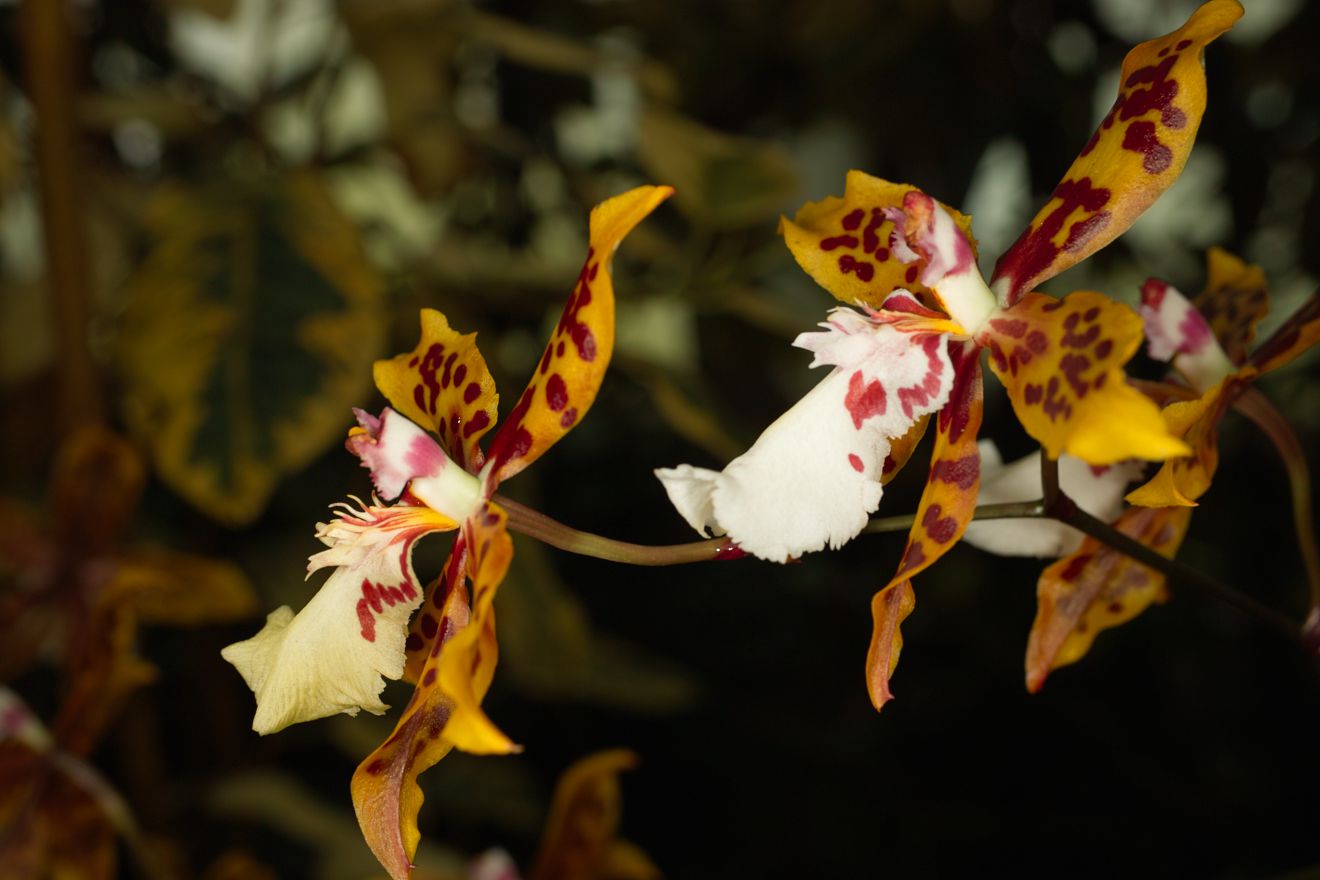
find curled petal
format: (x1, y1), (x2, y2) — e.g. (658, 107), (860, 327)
(962, 441), (1144, 557)
(1125, 377), (1234, 507)
(222, 502), (455, 734)
(1194, 247), (1269, 365)
(980, 291), (1190, 464)
(373, 310), (500, 473)
(865, 580), (916, 710)
(487, 186), (673, 485)
(866, 342), (984, 709)
(991, 0), (1243, 303)
(351, 501), (517, 880)
(779, 170), (977, 310)
(1026, 505), (1192, 692)
(657, 318), (955, 562)
(1138, 280), (1233, 392)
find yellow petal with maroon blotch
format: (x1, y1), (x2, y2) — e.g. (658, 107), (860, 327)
(780, 171), (976, 310)
(1026, 505), (1192, 692)
(1126, 377), (1237, 507)
(373, 309), (500, 473)
(487, 186), (673, 484)
(865, 342), (983, 710)
(350, 501), (517, 880)
(990, 1), (1242, 304)
(980, 291), (1190, 464)
(1195, 247), (1269, 366)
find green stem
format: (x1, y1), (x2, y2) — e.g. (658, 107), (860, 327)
(495, 494), (739, 565)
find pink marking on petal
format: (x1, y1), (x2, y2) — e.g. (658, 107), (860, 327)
(848, 453), (865, 473)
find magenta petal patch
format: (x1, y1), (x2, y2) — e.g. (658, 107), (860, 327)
(346, 408), (450, 501)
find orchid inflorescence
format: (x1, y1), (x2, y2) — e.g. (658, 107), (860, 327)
(222, 2), (1319, 876)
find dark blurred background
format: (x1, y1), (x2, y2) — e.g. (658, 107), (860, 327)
(2, 0), (1318, 877)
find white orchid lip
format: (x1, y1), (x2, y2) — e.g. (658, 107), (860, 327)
(657, 299), (955, 562)
(348, 407), (484, 523)
(961, 440), (1145, 558)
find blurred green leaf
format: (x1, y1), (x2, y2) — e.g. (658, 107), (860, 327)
(498, 537), (697, 714)
(116, 171), (385, 525)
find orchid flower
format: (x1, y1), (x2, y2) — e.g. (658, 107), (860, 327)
(1128, 248), (1320, 508)
(1026, 248), (1320, 690)
(222, 185), (672, 880)
(657, 0), (1242, 708)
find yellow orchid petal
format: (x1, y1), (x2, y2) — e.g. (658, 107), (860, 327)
(373, 309), (500, 473)
(435, 503), (516, 753)
(991, 0), (1243, 303)
(351, 501), (517, 880)
(1195, 247), (1269, 365)
(487, 186), (673, 484)
(865, 344), (984, 710)
(980, 291), (1191, 464)
(780, 171), (977, 310)
(1026, 505), (1192, 692)
(1249, 295), (1320, 376)
(222, 501), (456, 735)
(1126, 377), (1237, 507)
(881, 413), (930, 485)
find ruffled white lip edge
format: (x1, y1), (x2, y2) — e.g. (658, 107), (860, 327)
(656, 305), (955, 563)
(961, 440), (1145, 558)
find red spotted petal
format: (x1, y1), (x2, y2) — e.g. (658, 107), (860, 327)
(980, 291), (1190, 464)
(780, 171), (977, 311)
(373, 310), (500, 473)
(865, 341), (983, 710)
(1025, 505), (1192, 692)
(486, 186), (673, 485)
(1194, 247), (1270, 366)
(350, 501), (517, 880)
(991, 0), (1242, 304)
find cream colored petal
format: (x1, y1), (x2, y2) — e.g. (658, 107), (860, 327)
(222, 501), (454, 734)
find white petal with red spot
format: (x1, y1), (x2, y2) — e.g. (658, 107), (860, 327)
(1138, 280), (1234, 393)
(221, 500), (453, 734)
(961, 441), (1145, 558)
(657, 314), (954, 562)
(347, 407), (483, 521)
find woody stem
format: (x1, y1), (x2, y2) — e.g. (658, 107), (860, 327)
(1233, 387), (1320, 647)
(1037, 452), (1304, 647)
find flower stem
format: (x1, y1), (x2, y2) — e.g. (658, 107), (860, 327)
(495, 494), (742, 565)
(1037, 449), (1305, 647)
(1233, 387), (1320, 621)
